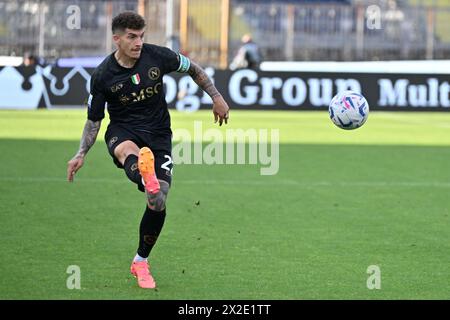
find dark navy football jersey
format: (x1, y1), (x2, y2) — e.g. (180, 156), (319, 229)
(87, 43), (190, 133)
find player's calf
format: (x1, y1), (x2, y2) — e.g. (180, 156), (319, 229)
(146, 180), (169, 211)
(124, 154), (141, 184)
(115, 140), (145, 190)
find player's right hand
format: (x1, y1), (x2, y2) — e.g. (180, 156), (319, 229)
(212, 95), (230, 126)
(67, 156), (84, 182)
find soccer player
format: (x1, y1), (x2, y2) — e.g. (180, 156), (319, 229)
(66, 11), (229, 289)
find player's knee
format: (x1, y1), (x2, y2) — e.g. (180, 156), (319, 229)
(114, 140), (139, 165)
(147, 180), (170, 212)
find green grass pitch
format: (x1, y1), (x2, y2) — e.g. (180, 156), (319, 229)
(1, 109), (450, 299)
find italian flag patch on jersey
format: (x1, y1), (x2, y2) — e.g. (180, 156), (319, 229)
(131, 73), (140, 85)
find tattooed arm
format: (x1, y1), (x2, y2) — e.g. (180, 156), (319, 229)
(188, 61), (230, 126)
(67, 119), (102, 182)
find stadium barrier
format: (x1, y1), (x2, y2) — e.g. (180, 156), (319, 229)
(0, 65), (449, 111)
(2, 1), (450, 67)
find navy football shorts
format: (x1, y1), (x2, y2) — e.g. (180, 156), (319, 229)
(105, 123), (173, 187)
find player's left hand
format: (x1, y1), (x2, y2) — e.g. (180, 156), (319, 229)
(212, 95), (230, 126)
(67, 156), (84, 182)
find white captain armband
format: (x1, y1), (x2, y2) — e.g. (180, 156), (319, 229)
(176, 53), (191, 73)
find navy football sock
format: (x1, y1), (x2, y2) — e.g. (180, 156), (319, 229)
(137, 206), (166, 258)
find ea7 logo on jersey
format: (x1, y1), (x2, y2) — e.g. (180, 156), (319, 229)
(148, 67), (160, 80)
(110, 82), (123, 93)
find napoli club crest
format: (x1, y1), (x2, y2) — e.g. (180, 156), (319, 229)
(148, 67), (160, 80)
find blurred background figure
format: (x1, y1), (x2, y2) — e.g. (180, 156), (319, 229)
(22, 52), (39, 67)
(229, 33), (262, 70)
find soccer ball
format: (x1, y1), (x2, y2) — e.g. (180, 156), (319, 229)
(328, 91), (369, 130)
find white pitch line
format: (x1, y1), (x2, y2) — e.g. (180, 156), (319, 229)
(1, 176), (450, 188)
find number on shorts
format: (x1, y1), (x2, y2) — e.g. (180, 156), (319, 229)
(161, 155), (173, 175)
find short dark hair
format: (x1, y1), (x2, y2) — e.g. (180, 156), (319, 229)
(112, 11), (146, 34)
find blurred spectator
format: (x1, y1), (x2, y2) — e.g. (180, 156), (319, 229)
(230, 34), (263, 70)
(167, 35), (181, 53)
(22, 52), (39, 67)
